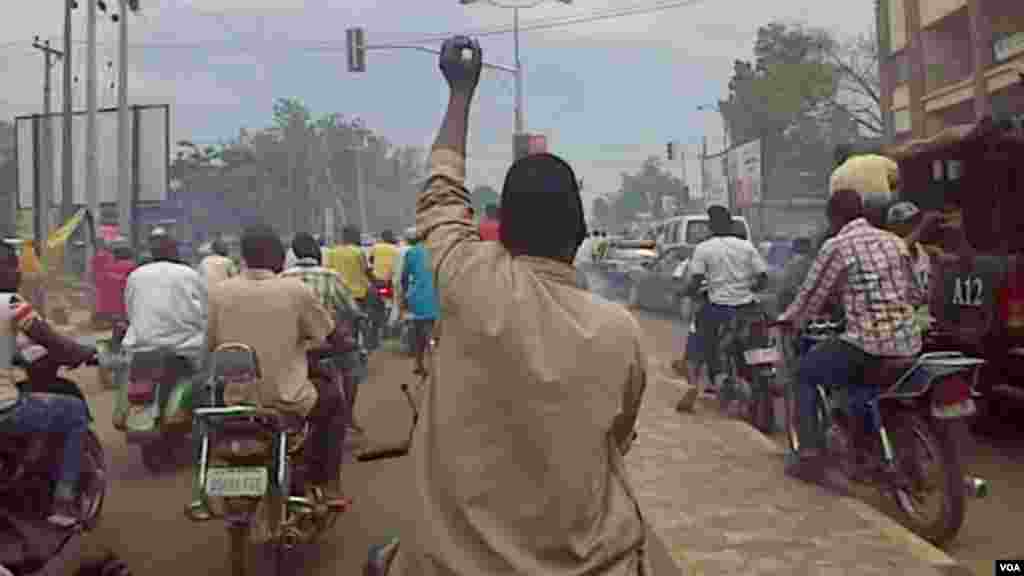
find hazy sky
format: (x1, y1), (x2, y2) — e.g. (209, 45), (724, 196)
(1, 0), (873, 212)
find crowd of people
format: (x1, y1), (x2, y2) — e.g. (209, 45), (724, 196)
(2, 33), (952, 576)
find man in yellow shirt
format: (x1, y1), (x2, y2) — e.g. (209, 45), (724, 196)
(326, 226), (371, 301)
(369, 230), (399, 283)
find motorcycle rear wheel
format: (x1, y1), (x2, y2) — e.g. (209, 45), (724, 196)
(79, 430), (107, 529)
(749, 371), (775, 435)
(889, 414), (966, 546)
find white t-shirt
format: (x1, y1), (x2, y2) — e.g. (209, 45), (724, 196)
(689, 236), (768, 306)
(123, 261), (208, 359)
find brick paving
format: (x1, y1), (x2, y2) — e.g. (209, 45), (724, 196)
(625, 362), (962, 575)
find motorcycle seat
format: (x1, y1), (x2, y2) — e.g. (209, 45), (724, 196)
(209, 410), (309, 462)
(865, 357), (917, 386)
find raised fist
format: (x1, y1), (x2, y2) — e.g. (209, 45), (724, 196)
(439, 35), (482, 95)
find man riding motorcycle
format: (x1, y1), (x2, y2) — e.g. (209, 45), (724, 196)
(122, 232), (207, 373)
(778, 171), (928, 483)
(281, 232), (363, 442)
(198, 225), (347, 516)
(0, 243), (95, 527)
(371, 36), (658, 576)
(685, 205), (769, 410)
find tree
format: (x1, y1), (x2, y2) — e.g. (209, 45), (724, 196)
(608, 156), (685, 226)
(818, 31), (884, 137)
(719, 23), (838, 145)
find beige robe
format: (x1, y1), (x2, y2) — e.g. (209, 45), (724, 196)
(390, 148), (653, 575)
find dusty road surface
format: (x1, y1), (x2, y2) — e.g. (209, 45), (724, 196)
(633, 307), (1024, 576)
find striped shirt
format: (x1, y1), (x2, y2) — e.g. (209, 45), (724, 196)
(781, 218), (924, 357)
(281, 259), (361, 318)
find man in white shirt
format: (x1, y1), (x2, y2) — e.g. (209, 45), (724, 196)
(686, 206), (768, 398)
(123, 233), (207, 368)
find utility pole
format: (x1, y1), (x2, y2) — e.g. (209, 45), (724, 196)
(31, 38), (63, 244)
(116, 0), (137, 244)
(85, 0), (99, 277)
(61, 0), (74, 222)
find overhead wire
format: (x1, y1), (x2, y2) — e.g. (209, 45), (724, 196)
(0, 0), (710, 54)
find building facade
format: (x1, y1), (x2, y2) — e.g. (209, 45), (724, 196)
(879, 0), (1024, 142)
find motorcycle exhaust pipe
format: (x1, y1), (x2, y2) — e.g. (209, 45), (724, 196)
(965, 476), (989, 499)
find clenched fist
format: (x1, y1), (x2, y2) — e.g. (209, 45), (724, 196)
(440, 36), (482, 96)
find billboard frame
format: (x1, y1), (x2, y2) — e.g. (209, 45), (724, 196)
(14, 103), (170, 214)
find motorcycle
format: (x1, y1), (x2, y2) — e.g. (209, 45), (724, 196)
(780, 317), (989, 546)
(189, 342), (356, 575)
(0, 346), (105, 530)
(112, 327), (198, 474)
(714, 301), (780, 434)
(0, 340), (115, 575)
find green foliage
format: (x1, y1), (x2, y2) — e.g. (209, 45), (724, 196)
(608, 156), (685, 226)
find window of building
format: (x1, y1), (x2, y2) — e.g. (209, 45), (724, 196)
(894, 109), (911, 134)
(890, 50), (910, 85)
(987, 0), (1024, 64)
(921, 7), (973, 93)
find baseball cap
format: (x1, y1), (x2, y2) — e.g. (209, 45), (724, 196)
(887, 201), (921, 224)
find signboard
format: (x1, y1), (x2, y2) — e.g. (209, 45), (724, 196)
(730, 139), (762, 208)
(703, 153), (728, 208)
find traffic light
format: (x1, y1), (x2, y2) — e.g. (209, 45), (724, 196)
(667, 141), (674, 160)
(346, 28), (366, 73)
(514, 133), (531, 161)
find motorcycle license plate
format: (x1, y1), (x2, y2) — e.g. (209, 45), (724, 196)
(744, 347), (780, 365)
(205, 467), (269, 497)
(932, 397), (976, 419)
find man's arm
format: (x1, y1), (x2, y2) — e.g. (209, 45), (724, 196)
(416, 36), (484, 304)
(779, 240), (844, 325)
(297, 284), (335, 347)
(611, 327), (647, 455)
(686, 244), (708, 297)
(11, 295), (93, 364)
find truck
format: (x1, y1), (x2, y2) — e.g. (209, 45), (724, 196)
(884, 115), (1024, 420)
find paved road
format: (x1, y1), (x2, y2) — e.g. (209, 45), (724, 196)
(634, 306), (1024, 576)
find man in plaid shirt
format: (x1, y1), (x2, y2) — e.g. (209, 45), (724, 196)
(778, 187), (925, 483)
(282, 233), (365, 436)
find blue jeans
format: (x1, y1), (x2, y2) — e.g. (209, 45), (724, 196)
(0, 393), (88, 496)
(795, 340), (872, 455)
(699, 303), (741, 383)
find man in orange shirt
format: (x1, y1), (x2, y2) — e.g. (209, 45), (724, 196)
(478, 203), (500, 241)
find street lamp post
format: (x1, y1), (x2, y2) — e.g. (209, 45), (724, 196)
(459, 0), (572, 135)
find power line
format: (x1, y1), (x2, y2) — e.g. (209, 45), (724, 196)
(0, 0), (710, 54)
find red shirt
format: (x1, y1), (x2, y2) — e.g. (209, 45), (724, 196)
(95, 259), (137, 317)
(479, 218), (500, 242)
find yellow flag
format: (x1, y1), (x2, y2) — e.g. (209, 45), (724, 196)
(19, 240), (43, 275)
(46, 208), (87, 251)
